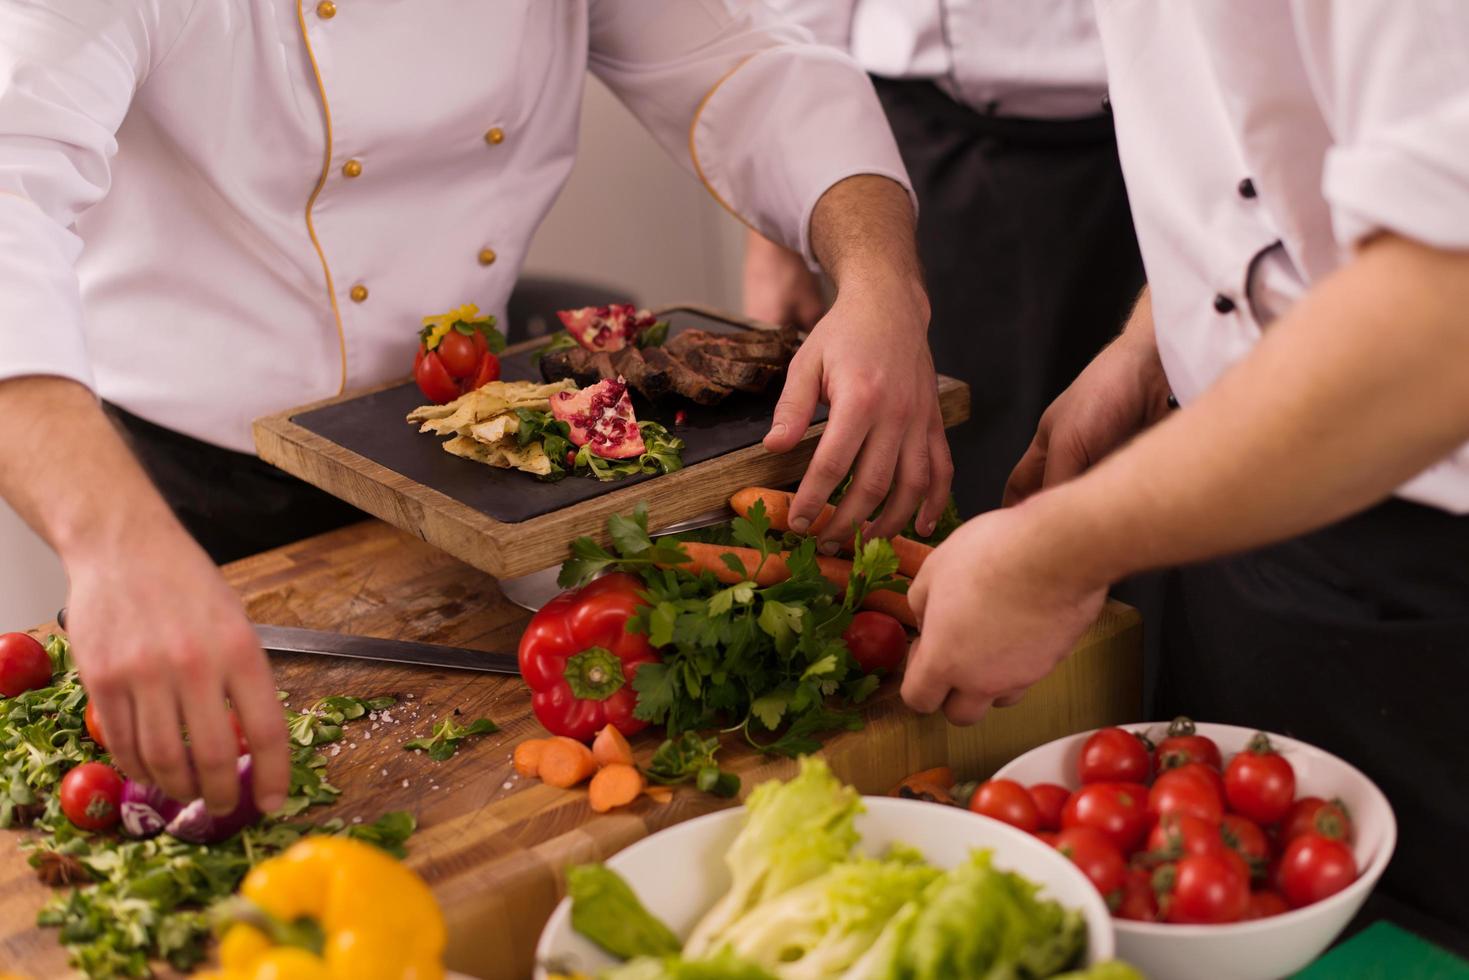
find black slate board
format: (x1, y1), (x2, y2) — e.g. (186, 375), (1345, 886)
(291, 309), (824, 524)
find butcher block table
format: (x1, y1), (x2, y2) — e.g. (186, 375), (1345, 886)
(0, 520), (1142, 980)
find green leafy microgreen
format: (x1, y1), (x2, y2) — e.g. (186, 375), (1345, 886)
(403, 715), (500, 762)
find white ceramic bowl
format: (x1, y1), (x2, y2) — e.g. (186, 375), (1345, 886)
(994, 722), (1396, 980)
(534, 795), (1115, 978)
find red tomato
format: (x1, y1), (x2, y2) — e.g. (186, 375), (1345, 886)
(1029, 783), (1071, 833)
(1155, 717), (1222, 773)
(436, 329), (479, 378)
(1062, 782), (1150, 854)
(1276, 833), (1357, 909)
(59, 762), (124, 831)
(1116, 865), (1159, 922)
(1172, 761), (1226, 804)
(842, 612), (909, 674)
(1225, 734), (1296, 825)
(1280, 797), (1353, 846)
(1148, 767), (1224, 825)
(1221, 813), (1272, 882)
(1146, 813), (1226, 863)
(969, 779), (1040, 833)
(1243, 890), (1290, 920)
(413, 349), (460, 404)
(0, 632), (52, 698)
(1054, 826), (1128, 905)
(1160, 853), (1250, 924)
(1079, 727), (1153, 785)
(84, 699), (107, 749)
(1035, 831), (1059, 846)
(468, 351), (501, 389)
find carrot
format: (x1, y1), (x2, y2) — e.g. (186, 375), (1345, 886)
(513, 738), (551, 779)
(730, 486), (935, 577)
(592, 724), (634, 768)
(892, 766), (955, 794)
(661, 544), (916, 627)
(538, 736), (597, 788)
(588, 763), (645, 813)
(643, 784), (674, 805)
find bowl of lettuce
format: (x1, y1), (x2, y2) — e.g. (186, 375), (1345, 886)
(534, 758), (1128, 980)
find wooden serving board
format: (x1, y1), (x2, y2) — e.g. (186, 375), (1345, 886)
(254, 305), (972, 580)
(0, 521), (1141, 980)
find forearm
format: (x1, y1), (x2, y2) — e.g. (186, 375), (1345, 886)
(809, 174), (926, 309)
(1036, 235), (1469, 586)
(0, 376), (183, 567)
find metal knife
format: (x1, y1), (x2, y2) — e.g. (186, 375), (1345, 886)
(55, 608), (519, 676)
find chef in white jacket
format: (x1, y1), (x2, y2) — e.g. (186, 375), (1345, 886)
(905, 2), (1469, 935)
(744, 0), (1145, 518)
(0, 3), (951, 818)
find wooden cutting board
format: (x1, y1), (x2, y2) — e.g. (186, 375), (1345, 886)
(0, 520), (1141, 980)
(253, 305), (972, 580)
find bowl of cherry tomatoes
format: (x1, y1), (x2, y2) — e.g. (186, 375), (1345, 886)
(983, 719), (1395, 980)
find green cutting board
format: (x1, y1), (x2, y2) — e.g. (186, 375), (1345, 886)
(1292, 922), (1469, 980)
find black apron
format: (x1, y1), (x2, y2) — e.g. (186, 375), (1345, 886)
(105, 404), (365, 565)
(872, 79), (1146, 518)
(1159, 496), (1469, 948)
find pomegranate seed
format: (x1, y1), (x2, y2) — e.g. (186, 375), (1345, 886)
(565, 450), (576, 466)
(674, 409), (688, 427)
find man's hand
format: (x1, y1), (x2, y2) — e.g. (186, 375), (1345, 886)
(742, 230), (827, 331)
(1004, 289), (1171, 506)
(0, 377), (289, 816)
(901, 501), (1107, 725)
(764, 175), (953, 546)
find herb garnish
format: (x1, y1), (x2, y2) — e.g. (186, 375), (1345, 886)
(403, 715), (500, 762)
(514, 409), (684, 483)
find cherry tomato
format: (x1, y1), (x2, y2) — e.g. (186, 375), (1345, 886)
(1146, 813), (1226, 864)
(0, 632), (52, 698)
(842, 611), (909, 674)
(1062, 782), (1150, 854)
(1155, 717), (1222, 773)
(435, 329), (479, 379)
(969, 779), (1040, 833)
(1243, 890), (1290, 920)
(1276, 833), (1357, 909)
(1029, 783), (1071, 833)
(413, 348), (460, 404)
(1280, 797), (1353, 846)
(1172, 761), (1226, 804)
(1221, 813), (1271, 882)
(1035, 830), (1059, 846)
(1116, 865), (1159, 922)
(1148, 767), (1224, 825)
(468, 351), (501, 389)
(1054, 826), (1128, 906)
(1159, 853), (1250, 924)
(1225, 733), (1296, 825)
(1079, 727), (1153, 785)
(59, 762), (124, 831)
(84, 699), (107, 749)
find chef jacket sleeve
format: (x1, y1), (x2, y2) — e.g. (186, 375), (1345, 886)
(0, 1), (191, 391)
(758, 0), (859, 49)
(1297, 1), (1469, 251)
(587, 0), (911, 268)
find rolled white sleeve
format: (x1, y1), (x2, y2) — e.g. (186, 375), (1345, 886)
(588, 0), (912, 266)
(1295, 0), (1469, 251)
(0, 1), (184, 390)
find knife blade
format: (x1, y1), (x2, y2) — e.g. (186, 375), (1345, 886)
(55, 608), (519, 675)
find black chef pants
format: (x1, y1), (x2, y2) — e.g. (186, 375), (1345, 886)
(1158, 496), (1469, 944)
(105, 404), (365, 565)
(872, 79), (1145, 518)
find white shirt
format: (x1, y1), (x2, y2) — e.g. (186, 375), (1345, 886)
(765, 0), (1109, 120)
(1096, 0), (1469, 513)
(0, 0), (910, 453)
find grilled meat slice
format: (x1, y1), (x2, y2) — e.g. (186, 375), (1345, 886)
(677, 345), (781, 393)
(609, 346), (672, 401)
(667, 328), (795, 365)
(539, 346), (604, 387)
(642, 347), (732, 405)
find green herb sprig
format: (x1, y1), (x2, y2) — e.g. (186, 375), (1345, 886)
(403, 715), (500, 762)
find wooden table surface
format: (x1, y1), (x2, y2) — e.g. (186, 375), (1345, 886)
(0, 520), (1142, 979)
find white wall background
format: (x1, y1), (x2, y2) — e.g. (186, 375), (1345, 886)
(0, 77), (747, 631)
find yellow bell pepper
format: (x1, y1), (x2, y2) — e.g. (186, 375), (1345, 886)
(195, 836), (445, 980)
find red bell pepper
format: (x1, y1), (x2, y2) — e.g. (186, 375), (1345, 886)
(517, 573), (659, 741)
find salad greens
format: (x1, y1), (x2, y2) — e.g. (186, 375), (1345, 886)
(643, 733), (739, 799)
(566, 758), (1138, 980)
(403, 714), (500, 761)
(515, 409), (685, 483)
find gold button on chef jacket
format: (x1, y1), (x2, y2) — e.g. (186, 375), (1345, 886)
(1095, 0), (1469, 513)
(0, 1), (911, 454)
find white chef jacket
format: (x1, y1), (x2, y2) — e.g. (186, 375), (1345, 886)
(1095, 0), (1469, 514)
(765, 0), (1108, 120)
(0, 1), (911, 454)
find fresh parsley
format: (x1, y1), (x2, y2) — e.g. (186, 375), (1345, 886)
(403, 715), (500, 762)
(644, 733), (739, 798)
